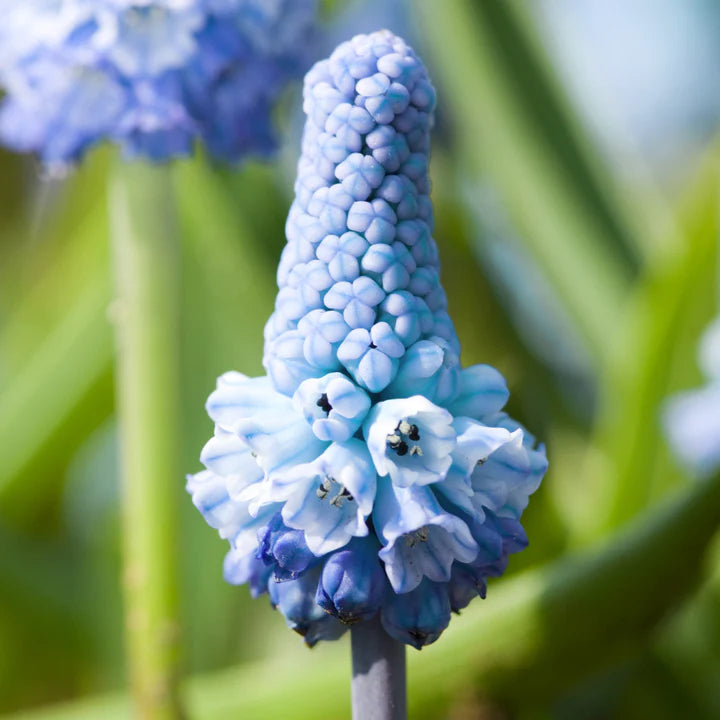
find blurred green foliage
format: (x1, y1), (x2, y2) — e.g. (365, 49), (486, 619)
(0, 1), (718, 718)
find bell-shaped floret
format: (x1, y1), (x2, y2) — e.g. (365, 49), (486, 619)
(223, 547), (272, 598)
(470, 415), (547, 519)
(380, 579), (451, 649)
(199, 427), (264, 500)
(205, 373), (275, 431)
(446, 364), (510, 420)
(364, 395), (456, 487)
(315, 536), (388, 624)
(230, 390), (327, 477)
(268, 566), (347, 647)
(257, 513), (322, 582)
(382, 337), (460, 405)
(185, 470), (278, 554)
(373, 479), (477, 593)
(431, 417), (512, 517)
(258, 440), (377, 556)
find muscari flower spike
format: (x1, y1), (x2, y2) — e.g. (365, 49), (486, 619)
(663, 317), (720, 476)
(0, 0), (316, 168)
(187, 30), (548, 649)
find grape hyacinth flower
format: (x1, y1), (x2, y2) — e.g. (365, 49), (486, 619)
(0, 0), (316, 167)
(188, 30), (547, 651)
(663, 317), (720, 475)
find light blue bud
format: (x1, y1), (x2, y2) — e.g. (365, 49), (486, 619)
(294, 372), (371, 442)
(446, 364), (510, 420)
(337, 323), (405, 393)
(383, 337), (461, 403)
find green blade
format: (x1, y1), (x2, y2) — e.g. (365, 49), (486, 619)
(415, 0), (645, 364)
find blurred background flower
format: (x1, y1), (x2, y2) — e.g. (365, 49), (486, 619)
(0, 0), (317, 168)
(664, 318), (720, 476)
(0, 0), (719, 718)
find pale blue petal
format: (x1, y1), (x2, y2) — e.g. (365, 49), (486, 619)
(205, 373), (274, 430)
(447, 364), (510, 420)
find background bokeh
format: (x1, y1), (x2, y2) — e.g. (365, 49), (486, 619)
(1, 1), (719, 718)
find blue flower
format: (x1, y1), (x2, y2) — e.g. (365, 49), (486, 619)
(257, 513), (321, 582)
(663, 318), (720, 475)
(316, 537), (387, 624)
(0, 0), (317, 167)
(268, 566), (347, 647)
(188, 30), (547, 649)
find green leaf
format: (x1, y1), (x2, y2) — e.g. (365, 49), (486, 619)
(415, 0), (645, 364)
(586, 143), (720, 536)
(0, 155), (115, 525)
(0, 272), (113, 523)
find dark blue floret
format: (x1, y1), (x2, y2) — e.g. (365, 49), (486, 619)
(258, 513), (321, 581)
(315, 537), (388, 624)
(269, 566), (347, 647)
(380, 579), (451, 650)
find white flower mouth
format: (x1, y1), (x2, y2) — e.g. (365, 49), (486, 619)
(387, 418), (423, 457)
(316, 474), (355, 507)
(364, 396), (456, 488)
(403, 526), (428, 547)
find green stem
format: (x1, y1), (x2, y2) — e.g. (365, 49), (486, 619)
(109, 162), (183, 718)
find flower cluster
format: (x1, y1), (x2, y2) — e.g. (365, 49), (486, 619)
(663, 317), (720, 475)
(0, 0), (316, 167)
(188, 30), (547, 649)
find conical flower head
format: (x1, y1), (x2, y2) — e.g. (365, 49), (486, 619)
(264, 29), (455, 397)
(188, 30), (547, 649)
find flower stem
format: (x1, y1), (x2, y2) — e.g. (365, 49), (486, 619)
(109, 161), (183, 719)
(351, 615), (407, 720)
